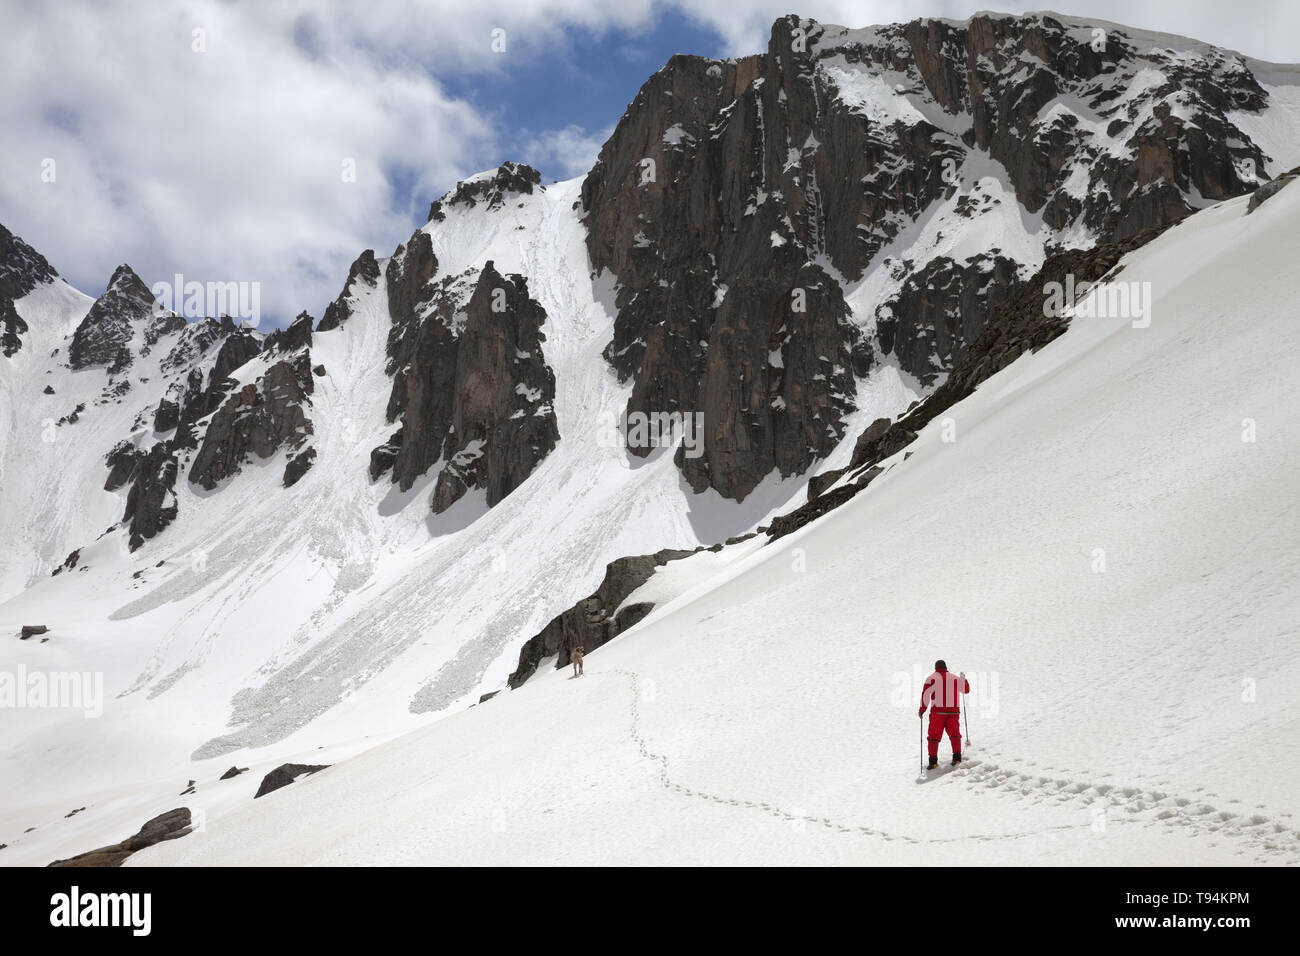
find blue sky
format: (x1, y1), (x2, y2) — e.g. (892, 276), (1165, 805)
(444, 9), (727, 185)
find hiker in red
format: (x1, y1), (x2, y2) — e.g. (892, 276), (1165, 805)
(918, 660), (969, 769)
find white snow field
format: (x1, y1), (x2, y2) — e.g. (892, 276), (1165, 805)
(130, 180), (1300, 866)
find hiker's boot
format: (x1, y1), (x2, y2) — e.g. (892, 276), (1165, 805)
(951, 753), (963, 766)
(927, 756), (939, 770)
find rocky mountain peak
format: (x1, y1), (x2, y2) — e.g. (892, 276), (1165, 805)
(427, 162), (544, 221)
(317, 249), (379, 332)
(104, 263), (154, 302)
(1, 223), (59, 293)
(1, 223), (60, 357)
(67, 263), (160, 372)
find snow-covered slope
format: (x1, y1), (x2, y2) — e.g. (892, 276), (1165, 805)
(0, 178), (890, 866)
(129, 178), (1300, 866)
(0, 278), (96, 598)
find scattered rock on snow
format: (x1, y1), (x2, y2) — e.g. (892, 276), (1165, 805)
(254, 763), (330, 799)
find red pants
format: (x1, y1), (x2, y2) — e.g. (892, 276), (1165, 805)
(927, 710), (962, 758)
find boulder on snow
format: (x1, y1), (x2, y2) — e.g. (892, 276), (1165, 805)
(254, 763), (329, 799)
(47, 807), (192, 867)
(283, 446), (316, 487)
(1247, 173), (1297, 214)
(19, 625), (48, 640)
(219, 766), (249, 780)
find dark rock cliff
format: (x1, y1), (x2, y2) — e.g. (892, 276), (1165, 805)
(580, 13), (1274, 495)
(0, 224), (59, 357)
(123, 443), (180, 550)
(189, 350), (316, 491)
(430, 263), (559, 513)
(372, 229), (560, 512)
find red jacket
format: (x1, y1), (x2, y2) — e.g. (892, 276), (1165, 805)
(919, 669), (969, 714)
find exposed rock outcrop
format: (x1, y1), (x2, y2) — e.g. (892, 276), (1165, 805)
(210, 327), (265, 385)
(427, 162), (542, 222)
(67, 265), (157, 373)
(317, 249), (380, 332)
(508, 548), (695, 688)
(373, 240), (559, 512)
(581, 13), (1273, 496)
(430, 263), (559, 513)
(104, 440), (143, 492)
(582, 29), (874, 501)
(47, 808), (192, 867)
(283, 445), (317, 487)
(0, 223), (59, 357)
(189, 352), (315, 490)
(254, 763), (329, 799)
(264, 310), (314, 353)
(375, 232), (449, 490)
(876, 254), (1023, 384)
(770, 216), (1181, 539)
(1247, 165), (1299, 213)
(153, 397), (180, 433)
(123, 443), (180, 550)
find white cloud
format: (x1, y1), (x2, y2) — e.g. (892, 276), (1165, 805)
(0, 0), (661, 325)
(519, 125), (616, 181)
(1, 0), (1295, 328)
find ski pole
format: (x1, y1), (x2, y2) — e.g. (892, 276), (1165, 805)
(919, 710), (925, 773)
(961, 671), (971, 747)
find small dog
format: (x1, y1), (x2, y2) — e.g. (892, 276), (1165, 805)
(571, 645), (585, 677)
